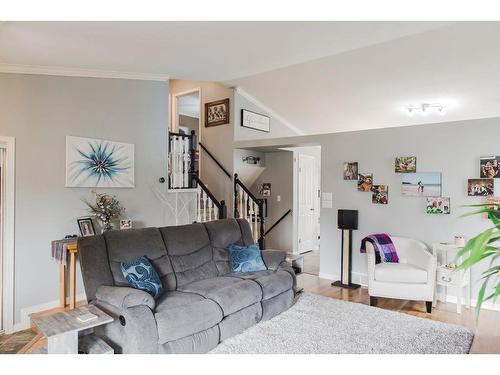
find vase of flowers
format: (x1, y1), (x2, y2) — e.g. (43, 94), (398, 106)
(85, 192), (125, 233)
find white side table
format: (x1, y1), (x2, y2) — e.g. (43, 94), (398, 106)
(432, 243), (471, 314)
(32, 305), (114, 354)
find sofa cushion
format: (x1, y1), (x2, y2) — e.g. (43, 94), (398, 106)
(204, 219), (254, 275)
(159, 223), (219, 287)
(232, 270), (293, 300)
(178, 276), (262, 316)
(121, 256), (164, 300)
(374, 263), (427, 284)
(104, 228), (176, 291)
(155, 291), (223, 344)
(229, 243), (267, 273)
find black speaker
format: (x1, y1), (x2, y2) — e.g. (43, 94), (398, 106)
(337, 209), (358, 230)
(332, 209), (360, 289)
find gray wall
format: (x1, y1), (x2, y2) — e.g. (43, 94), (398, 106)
(0, 73), (170, 323)
(233, 148), (266, 187)
(234, 91), (300, 141)
(233, 117), (500, 306)
(251, 151), (294, 251)
(319, 118), (499, 295)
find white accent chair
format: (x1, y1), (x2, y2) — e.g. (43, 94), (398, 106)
(365, 236), (437, 313)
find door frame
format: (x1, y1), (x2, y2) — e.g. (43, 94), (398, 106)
(0, 136), (15, 334)
(170, 87), (202, 142)
(292, 147), (321, 254)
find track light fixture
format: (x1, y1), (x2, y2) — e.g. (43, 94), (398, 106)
(406, 103), (445, 116)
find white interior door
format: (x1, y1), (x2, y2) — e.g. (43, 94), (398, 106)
(298, 153), (318, 254)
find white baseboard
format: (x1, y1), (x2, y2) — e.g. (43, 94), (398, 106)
(13, 293), (86, 332)
(318, 272), (339, 281)
(351, 272), (369, 287)
(441, 294), (500, 312)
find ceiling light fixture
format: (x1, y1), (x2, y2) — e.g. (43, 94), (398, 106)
(406, 103), (445, 117)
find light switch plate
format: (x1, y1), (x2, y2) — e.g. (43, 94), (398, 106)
(322, 200), (333, 208)
(322, 192), (333, 201)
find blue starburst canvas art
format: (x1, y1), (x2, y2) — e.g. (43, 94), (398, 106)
(66, 136), (135, 187)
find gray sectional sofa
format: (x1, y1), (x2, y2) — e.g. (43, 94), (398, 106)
(78, 218), (297, 353)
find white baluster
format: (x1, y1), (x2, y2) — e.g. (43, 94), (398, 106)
(248, 198), (254, 235)
(176, 137), (182, 188)
(253, 202), (259, 242)
(168, 137), (173, 187)
(203, 191), (208, 222)
(173, 136), (180, 188)
(183, 137), (190, 188)
(196, 186), (202, 222)
(208, 197), (213, 221)
(243, 192), (248, 221)
(214, 204), (219, 221)
(238, 185), (243, 219)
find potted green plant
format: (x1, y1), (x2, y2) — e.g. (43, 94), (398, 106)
(456, 203), (500, 317)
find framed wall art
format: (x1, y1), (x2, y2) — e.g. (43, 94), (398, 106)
(66, 136), (134, 188)
(241, 109), (270, 133)
(205, 98), (230, 127)
(401, 172), (441, 197)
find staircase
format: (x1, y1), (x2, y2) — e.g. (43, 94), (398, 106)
(168, 130), (228, 223)
(194, 176), (227, 222)
(234, 173), (267, 249)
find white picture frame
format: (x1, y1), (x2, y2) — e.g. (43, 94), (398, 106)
(241, 109), (270, 133)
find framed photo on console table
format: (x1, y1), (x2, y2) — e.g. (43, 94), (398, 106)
(77, 218), (96, 237)
(241, 109), (270, 133)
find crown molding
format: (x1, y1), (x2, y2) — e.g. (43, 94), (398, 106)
(0, 63), (170, 81)
(234, 86), (305, 136)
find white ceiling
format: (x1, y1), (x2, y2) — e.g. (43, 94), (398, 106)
(2, 21), (500, 136)
(0, 21), (448, 81)
(229, 22), (500, 135)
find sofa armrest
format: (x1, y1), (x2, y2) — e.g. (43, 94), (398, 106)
(95, 285), (155, 310)
(261, 249), (287, 271)
(365, 242), (377, 282)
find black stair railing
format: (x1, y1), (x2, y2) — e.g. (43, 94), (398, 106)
(234, 173), (267, 250)
(197, 135), (231, 179)
(194, 176), (227, 220)
(264, 209), (292, 236)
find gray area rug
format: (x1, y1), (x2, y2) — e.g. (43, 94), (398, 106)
(210, 292), (474, 354)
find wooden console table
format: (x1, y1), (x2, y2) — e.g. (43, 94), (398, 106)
(56, 242), (78, 309)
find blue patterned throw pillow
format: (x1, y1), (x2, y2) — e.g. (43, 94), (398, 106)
(229, 243), (267, 273)
(121, 256), (164, 300)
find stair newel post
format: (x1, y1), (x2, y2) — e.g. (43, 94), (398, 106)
(219, 200), (227, 219)
(258, 198), (267, 250)
(234, 174), (239, 218)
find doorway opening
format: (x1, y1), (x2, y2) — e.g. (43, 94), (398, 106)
(168, 88), (201, 190)
(233, 144), (321, 276)
(287, 146), (321, 275)
(0, 136), (15, 335)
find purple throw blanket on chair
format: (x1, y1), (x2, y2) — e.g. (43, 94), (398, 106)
(360, 233), (399, 264)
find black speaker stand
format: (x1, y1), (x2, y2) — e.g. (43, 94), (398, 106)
(331, 280), (360, 289)
(332, 229), (361, 290)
